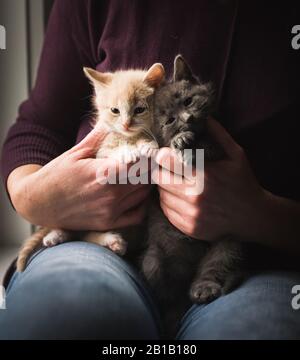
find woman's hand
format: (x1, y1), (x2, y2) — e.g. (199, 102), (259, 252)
(153, 117), (267, 242)
(8, 128), (151, 231)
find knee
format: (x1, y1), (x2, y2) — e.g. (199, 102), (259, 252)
(1, 242), (159, 339)
(178, 271), (300, 340)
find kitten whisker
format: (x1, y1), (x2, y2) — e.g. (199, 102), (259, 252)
(139, 125), (157, 143)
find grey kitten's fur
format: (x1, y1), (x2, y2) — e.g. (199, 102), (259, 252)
(140, 55), (242, 338)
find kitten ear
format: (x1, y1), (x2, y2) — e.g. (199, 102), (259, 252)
(143, 63), (165, 88)
(83, 67), (113, 88)
(173, 55), (197, 82)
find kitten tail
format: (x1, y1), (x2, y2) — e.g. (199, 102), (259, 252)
(16, 227), (50, 272)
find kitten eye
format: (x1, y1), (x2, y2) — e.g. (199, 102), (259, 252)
(134, 106), (146, 115)
(183, 97), (193, 107)
(111, 107), (120, 114)
(165, 116), (176, 125)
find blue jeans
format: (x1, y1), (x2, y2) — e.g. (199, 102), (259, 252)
(0, 241), (300, 339)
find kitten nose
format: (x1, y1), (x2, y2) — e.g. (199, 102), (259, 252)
(181, 111), (191, 121)
(122, 120), (131, 130)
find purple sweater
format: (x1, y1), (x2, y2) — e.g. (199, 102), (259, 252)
(1, 0), (300, 200)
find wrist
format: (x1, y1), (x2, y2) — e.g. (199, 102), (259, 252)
(236, 187), (295, 250)
(254, 190), (300, 253)
(234, 187), (272, 243)
(11, 173), (38, 222)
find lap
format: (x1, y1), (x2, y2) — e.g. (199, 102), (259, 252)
(177, 271), (300, 340)
(2, 241), (300, 340)
(0, 241), (160, 340)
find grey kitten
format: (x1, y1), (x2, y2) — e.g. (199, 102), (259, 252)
(140, 55), (242, 338)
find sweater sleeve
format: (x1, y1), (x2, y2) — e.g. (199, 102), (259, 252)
(0, 0), (94, 190)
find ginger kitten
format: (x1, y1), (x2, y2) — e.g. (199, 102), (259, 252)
(17, 63), (165, 271)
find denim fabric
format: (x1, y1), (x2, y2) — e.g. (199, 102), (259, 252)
(0, 241), (299, 340)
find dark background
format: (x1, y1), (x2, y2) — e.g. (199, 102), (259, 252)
(0, 0), (54, 278)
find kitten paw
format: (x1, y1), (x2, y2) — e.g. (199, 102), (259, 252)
(86, 232), (127, 256)
(171, 131), (195, 151)
(124, 149), (140, 164)
(182, 150), (194, 166)
(104, 233), (127, 256)
(111, 147), (140, 164)
(190, 281), (222, 303)
(104, 232), (127, 255)
(43, 230), (69, 247)
(138, 141), (159, 158)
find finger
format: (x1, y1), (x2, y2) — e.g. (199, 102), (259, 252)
(152, 168), (197, 198)
(207, 117), (243, 159)
(160, 201), (190, 235)
(114, 202), (147, 228)
(70, 127), (108, 158)
(155, 147), (185, 175)
(154, 147), (201, 185)
(152, 166), (189, 198)
(159, 187), (198, 215)
(159, 189), (186, 214)
(93, 157), (151, 189)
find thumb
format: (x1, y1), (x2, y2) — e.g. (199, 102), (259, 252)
(155, 147), (184, 175)
(207, 117), (243, 159)
(70, 126), (108, 158)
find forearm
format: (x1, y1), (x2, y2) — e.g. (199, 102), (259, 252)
(244, 189), (300, 255)
(7, 164), (43, 218)
(0, 1), (91, 196)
